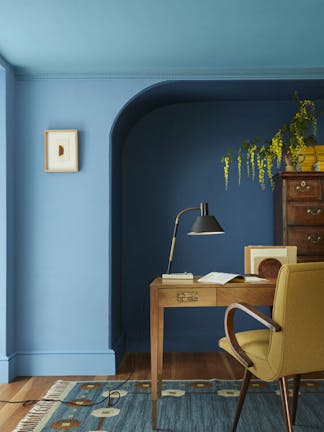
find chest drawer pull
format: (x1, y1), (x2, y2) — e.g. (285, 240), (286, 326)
(177, 291), (198, 303)
(307, 235), (322, 244)
(296, 181), (311, 192)
(307, 208), (322, 216)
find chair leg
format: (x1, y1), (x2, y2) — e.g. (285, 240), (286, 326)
(279, 376), (293, 432)
(231, 369), (251, 432)
(291, 374), (300, 424)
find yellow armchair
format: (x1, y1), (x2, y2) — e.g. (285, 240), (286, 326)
(218, 261), (324, 431)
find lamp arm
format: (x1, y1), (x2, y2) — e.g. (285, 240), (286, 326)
(166, 206), (200, 274)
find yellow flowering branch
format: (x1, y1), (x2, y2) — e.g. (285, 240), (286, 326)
(221, 93), (321, 190)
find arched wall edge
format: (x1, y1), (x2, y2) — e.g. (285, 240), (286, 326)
(108, 80), (175, 366)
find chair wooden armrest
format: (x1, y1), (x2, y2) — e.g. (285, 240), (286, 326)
(224, 302), (281, 368)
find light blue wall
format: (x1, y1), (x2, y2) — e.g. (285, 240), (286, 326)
(12, 77), (157, 379)
(0, 58), (16, 381)
(6, 64), (16, 365)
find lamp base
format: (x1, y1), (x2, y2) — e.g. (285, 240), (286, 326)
(162, 273), (194, 280)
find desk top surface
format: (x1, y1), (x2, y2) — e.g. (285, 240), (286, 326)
(150, 276), (276, 289)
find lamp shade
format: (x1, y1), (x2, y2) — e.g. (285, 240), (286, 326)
(188, 215), (224, 235)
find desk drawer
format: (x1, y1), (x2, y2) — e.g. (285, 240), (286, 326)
(159, 288), (216, 307)
(217, 287), (275, 306)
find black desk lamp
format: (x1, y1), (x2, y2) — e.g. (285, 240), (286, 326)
(163, 202), (224, 279)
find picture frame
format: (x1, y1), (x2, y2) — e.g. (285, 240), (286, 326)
(244, 245), (297, 278)
(44, 129), (78, 172)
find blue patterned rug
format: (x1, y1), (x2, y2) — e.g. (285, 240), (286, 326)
(13, 379), (324, 431)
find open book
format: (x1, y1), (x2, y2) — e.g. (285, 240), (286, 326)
(197, 272), (267, 285)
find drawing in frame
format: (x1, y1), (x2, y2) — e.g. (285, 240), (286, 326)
(244, 245), (297, 278)
(44, 129), (78, 172)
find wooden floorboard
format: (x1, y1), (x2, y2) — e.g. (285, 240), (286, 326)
(0, 352), (323, 431)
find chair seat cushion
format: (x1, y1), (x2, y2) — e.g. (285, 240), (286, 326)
(218, 329), (276, 381)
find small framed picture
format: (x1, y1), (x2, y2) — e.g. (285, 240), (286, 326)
(244, 245), (297, 278)
(44, 129), (78, 172)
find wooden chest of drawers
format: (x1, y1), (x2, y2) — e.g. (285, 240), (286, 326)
(274, 172), (324, 262)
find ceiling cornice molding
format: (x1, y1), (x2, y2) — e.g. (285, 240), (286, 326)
(14, 67), (324, 81)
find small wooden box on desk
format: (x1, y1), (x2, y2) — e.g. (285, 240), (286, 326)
(274, 172), (324, 262)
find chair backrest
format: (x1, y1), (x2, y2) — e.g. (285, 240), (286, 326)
(268, 261), (324, 379)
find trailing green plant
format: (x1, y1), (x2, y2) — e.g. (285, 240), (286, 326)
(221, 92), (320, 190)
(221, 150), (234, 191)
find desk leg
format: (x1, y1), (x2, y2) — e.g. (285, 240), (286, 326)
(157, 306), (164, 397)
(150, 287), (159, 430)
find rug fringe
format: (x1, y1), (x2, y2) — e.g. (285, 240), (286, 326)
(12, 380), (74, 432)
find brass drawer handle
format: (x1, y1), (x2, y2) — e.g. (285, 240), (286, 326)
(307, 208), (322, 216)
(177, 291), (198, 303)
(296, 181), (310, 192)
(307, 235), (322, 244)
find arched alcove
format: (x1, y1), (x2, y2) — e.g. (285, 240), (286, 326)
(110, 79), (324, 365)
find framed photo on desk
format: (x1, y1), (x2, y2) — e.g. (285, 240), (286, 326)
(244, 245), (297, 278)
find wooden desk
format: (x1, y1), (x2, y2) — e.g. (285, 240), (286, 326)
(150, 276), (276, 429)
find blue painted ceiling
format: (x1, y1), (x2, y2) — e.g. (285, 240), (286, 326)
(1, 0), (324, 77)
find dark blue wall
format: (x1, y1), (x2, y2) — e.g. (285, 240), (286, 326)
(122, 99), (324, 352)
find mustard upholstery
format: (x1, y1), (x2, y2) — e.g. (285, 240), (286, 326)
(219, 262), (324, 381)
(219, 329), (274, 380)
